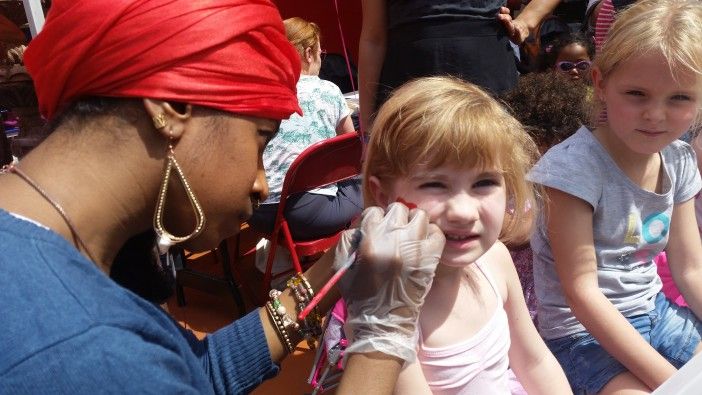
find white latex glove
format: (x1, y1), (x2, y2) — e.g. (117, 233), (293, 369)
(335, 203), (445, 362)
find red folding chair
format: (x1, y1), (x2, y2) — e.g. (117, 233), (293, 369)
(259, 131), (363, 301)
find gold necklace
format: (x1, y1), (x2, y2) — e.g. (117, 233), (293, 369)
(2, 164), (98, 263)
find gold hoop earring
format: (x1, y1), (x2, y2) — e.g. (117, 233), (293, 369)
(153, 144), (206, 254)
(153, 113), (167, 130)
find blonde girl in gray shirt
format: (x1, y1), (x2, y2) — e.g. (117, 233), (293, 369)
(528, 1), (702, 393)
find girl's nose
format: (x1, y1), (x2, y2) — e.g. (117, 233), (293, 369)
(643, 102), (665, 124)
(444, 193), (479, 223)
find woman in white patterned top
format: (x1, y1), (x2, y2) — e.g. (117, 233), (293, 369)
(248, 17), (361, 243)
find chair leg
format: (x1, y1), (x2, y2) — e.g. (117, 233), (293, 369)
(175, 284), (187, 307)
(281, 224), (303, 273)
(173, 248), (187, 307)
(218, 240), (247, 317)
(228, 242), (262, 307)
(262, 233), (279, 301)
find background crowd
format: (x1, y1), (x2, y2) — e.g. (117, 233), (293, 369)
(3, 1), (702, 395)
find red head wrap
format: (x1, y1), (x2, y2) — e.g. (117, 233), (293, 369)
(23, 0), (302, 121)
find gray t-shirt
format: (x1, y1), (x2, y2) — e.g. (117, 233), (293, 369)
(528, 127), (702, 339)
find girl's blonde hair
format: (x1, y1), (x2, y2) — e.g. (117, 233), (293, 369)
(283, 17), (320, 61)
(363, 76), (540, 245)
(594, 0), (702, 124)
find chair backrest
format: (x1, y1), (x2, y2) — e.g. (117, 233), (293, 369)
(259, 132), (362, 293)
(279, 131), (363, 202)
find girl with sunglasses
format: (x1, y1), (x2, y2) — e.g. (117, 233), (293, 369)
(537, 31), (595, 82)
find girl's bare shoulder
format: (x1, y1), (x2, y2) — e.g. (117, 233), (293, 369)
(479, 241), (516, 302)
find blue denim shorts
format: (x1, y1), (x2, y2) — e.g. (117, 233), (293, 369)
(545, 293), (702, 394)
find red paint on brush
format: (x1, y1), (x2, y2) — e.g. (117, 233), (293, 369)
(396, 197), (418, 210)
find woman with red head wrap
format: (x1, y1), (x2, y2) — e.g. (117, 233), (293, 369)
(0, 1), (445, 393)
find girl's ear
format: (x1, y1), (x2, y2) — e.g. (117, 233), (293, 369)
(591, 66), (606, 101)
(368, 176), (391, 208)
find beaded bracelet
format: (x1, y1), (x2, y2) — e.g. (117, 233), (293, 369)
(287, 274), (323, 348)
(294, 273), (315, 301)
(265, 300), (294, 354)
(266, 274), (324, 352)
(294, 274), (323, 328)
(269, 289), (299, 332)
(287, 276), (310, 305)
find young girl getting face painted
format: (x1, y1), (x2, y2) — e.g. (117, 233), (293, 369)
(363, 76), (571, 395)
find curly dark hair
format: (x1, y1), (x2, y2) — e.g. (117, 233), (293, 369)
(501, 72), (590, 150)
(537, 31), (595, 72)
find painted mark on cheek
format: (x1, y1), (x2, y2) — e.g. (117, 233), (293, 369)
(395, 197), (418, 210)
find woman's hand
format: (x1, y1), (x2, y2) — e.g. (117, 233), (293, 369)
(4, 44), (26, 65)
(497, 7), (530, 45)
(335, 203), (445, 362)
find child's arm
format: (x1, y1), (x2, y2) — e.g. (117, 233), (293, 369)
(338, 353), (403, 395)
(546, 187), (677, 390)
(669, 133), (702, 317)
(392, 359), (432, 395)
(665, 198), (702, 319)
(491, 242), (571, 395)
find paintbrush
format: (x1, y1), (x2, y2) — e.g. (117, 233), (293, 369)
(298, 199), (416, 321)
(298, 230), (362, 321)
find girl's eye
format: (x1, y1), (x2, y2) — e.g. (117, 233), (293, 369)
(625, 90), (645, 97)
(671, 94), (693, 102)
(419, 181), (446, 189)
(474, 178), (501, 188)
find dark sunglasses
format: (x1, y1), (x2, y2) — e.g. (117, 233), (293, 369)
(556, 60), (592, 72)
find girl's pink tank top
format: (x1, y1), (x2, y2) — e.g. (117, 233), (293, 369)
(417, 259), (511, 394)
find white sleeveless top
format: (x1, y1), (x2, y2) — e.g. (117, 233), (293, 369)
(417, 260), (511, 394)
